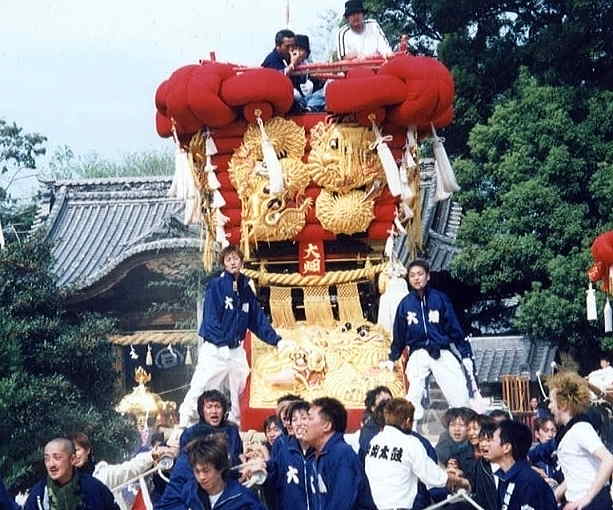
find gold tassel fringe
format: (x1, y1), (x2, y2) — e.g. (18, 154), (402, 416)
(336, 283), (364, 323)
(269, 286), (296, 328)
(303, 286), (335, 327)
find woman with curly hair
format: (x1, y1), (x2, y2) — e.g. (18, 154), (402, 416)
(547, 372), (613, 510)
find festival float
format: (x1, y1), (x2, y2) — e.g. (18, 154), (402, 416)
(154, 50), (460, 430)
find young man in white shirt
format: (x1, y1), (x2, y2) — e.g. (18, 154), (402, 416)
(364, 398), (457, 509)
(548, 371), (613, 510)
(336, 0), (393, 60)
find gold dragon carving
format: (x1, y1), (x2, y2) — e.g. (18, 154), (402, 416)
(250, 322), (406, 408)
(228, 117), (311, 245)
(228, 117), (387, 243)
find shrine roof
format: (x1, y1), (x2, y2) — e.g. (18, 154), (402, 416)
(33, 176), (200, 300)
(33, 161), (461, 299)
(470, 335), (558, 383)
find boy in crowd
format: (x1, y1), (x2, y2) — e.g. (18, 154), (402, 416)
(303, 397), (375, 510)
(365, 398), (455, 510)
(358, 385), (392, 464)
(290, 35), (325, 112)
(160, 391), (243, 508)
(529, 417), (563, 489)
(435, 407), (477, 468)
(262, 415), (282, 454)
(164, 435), (264, 510)
(264, 401), (314, 510)
(486, 420), (557, 510)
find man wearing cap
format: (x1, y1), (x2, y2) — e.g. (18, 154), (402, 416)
(337, 0), (393, 61)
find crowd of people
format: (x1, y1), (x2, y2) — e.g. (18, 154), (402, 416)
(3, 375), (611, 510)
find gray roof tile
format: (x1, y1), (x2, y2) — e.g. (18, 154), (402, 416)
(36, 177), (199, 292)
(469, 336), (557, 383)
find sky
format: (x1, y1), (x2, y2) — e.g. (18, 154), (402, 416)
(0, 0), (340, 195)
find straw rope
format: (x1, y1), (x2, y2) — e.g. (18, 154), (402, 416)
(241, 262), (389, 287)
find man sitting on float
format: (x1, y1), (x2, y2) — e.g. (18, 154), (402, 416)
(337, 0), (393, 60)
(262, 29), (299, 74)
(381, 259), (475, 423)
(178, 245), (292, 428)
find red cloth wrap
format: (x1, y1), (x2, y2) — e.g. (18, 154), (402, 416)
(380, 55), (455, 128)
(368, 222), (393, 240)
(165, 65), (203, 135)
(592, 231), (613, 264)
(294, 224), (336, 242)
(221, 69), (293, 115)
(220, 208), (242, 227)
(155, 80), (170, 116)
(326, 75), (405, 113)
(187, 66), (237, 127)
(156, 112), (172, 138)
(219, 191), (241, 209)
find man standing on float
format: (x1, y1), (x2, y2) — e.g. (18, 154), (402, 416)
(383, 259), (474, 422)
(179, 245), (290, 427)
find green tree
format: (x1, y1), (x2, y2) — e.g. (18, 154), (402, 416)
(451, 71), (613, 366)
(0, 119), (47, 239)
(366, 0), (613, 154)
(0, 236), (136, 491)
(47, 145), (173, 180)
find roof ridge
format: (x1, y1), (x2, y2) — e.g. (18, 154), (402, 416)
(53, 175), (173, 186)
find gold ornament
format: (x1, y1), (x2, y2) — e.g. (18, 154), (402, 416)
(240, 117), (306, 161)
(249, 322), (406, 408)
(243, 180), (312, 244)
(316, 189), (375, 235)
(116, 367), (176, 418)
(307, 121), (384, 193)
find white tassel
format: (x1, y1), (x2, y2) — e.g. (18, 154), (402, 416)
(212, 190), (226, 209)
(403, 126), (418, 171)
(370, 118), (402, 197)
(256, 117), (284, 194)
(129, 345), (139, 360)
(169, 146), (191, 199)
(399, 158), (415, 203)
(605, 298), (612, 333)
(384, 229), (395, 259)
(587, 282), (597, 321)
(205, 128), (218, 156)
(215, 223), (229, 246)
(215, 209), (230, 225)
(205, 155), (221, 190)
(185, 347), (192, 365)
(433, 160), (451, 202)
(393, 214), (407, 234)
(431, 124), (460, 193)
(184, 153), (201, 225)
(399, 201), (414, 220)
(146, 345), (153, 366)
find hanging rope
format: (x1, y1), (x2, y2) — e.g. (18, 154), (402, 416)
(241, 262), (389, 287)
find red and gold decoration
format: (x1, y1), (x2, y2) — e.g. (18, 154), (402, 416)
(154, 52), (460, 429)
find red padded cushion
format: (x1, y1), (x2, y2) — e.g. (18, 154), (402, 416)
(221, 69), (293, 115)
